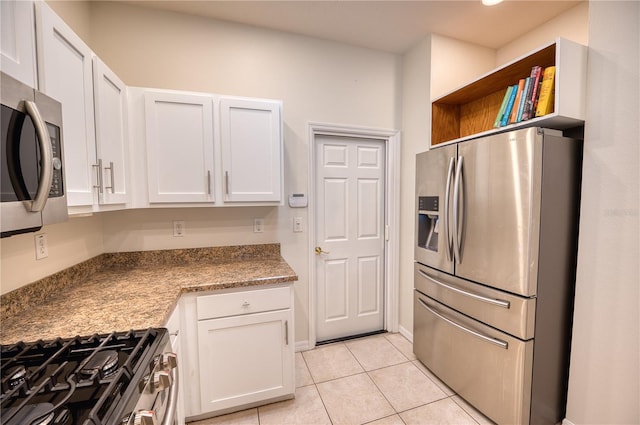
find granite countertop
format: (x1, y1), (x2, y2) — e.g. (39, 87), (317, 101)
(0, 244), (297, 345)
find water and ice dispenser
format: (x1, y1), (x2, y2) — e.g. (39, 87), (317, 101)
(417, 196), (439, 252)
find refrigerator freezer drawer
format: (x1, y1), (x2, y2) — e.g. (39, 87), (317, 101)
(414, 291), (534, 425)
(414, 263), (536, 340)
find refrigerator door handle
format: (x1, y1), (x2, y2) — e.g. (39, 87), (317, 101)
(443, 157), (455, 262)
(417, 269), (511, 309)
(417, 296), (508, 350)
(453, 155), (464, 263)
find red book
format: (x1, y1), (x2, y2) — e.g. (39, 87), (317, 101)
(521, 66), (542, 121)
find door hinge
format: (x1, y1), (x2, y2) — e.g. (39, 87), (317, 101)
(385, 225), (389, 241)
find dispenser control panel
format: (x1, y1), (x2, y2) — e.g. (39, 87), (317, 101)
(417, 196), (439, 252)
(418, 196), (439, 213)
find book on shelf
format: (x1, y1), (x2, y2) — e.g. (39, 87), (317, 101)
(509, 79), (526, 124)
(494, 85), (514, 128)
(500, 84), (518, 127)
(535, 66), (556, 117)
(521, 65), (542, 121)
(516, 77), (531, 122)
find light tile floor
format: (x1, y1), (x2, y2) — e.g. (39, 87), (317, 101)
(189, 333), (494, 425)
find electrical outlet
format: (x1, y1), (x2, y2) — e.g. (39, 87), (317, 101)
(173, 221), (185, 237)
(35, 234), (48, 260)
(293, 217), (303, 233)
(254, 218), (264, 233)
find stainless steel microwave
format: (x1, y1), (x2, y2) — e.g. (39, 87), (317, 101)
(1, 72), (67, 238)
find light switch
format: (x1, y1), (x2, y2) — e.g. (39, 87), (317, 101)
(293, 217), (303, 233)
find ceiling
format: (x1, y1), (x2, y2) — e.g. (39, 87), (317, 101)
(118, 0), (583, 53)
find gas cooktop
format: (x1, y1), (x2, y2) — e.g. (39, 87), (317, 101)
(0, 328), (171, 425)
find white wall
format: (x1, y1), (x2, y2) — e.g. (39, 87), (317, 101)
(565, 1), (639, 423)
(497, 2), (589, 64)
(429, 3), (589, 103)
(398, 37), (432, 337)
(430, 35), (496, 100)
(0, 215), (104, 294)
(85, 2), (402, 345)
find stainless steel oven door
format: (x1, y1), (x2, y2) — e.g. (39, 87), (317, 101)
(126, 343), (179, 425)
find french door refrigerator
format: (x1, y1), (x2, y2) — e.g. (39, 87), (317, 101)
(414, 127), (582, 425)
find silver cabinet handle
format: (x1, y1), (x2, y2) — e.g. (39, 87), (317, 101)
(417, 269), (510, 309)
(207, 170), (212, 195)
(284, 320), (289, 345)
(24, 101), (53, 212)
(418, 297), (508, 349)
(452, 155), (464, 264)
(93, 158), (103, 193)
(443, 157), (455, 262)
(104, 161), (115, 193)
(225, 171), (229, 195)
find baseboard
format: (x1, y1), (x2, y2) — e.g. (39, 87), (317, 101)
(399, 325), (413, 343)
(295, 340), (311, 352)
(562, 419), (576, 425)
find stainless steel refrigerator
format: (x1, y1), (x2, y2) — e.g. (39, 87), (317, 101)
(414, 127), (582, 425)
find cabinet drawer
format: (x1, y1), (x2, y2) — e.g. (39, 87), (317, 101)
(197, 286), (290, 320)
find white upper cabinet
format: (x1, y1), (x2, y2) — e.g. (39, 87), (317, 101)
(220, 98), (283, 203)
(93, 57), (131, 205)
(144, 91), (215, 203)
(1, 0), (37, 88)
(35, 3), (130, 210)
(36, 2), (96, 207)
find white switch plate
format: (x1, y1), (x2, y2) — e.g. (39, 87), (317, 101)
(254, 218), (264, 233)
(293, 217), (303, 233)
(35, 233), (48, 260)
(173, 221), (185, 237)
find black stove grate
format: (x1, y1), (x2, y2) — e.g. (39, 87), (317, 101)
(0, 328), (167, 425)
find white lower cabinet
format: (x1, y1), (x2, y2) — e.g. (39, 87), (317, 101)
(197, 309), (293, 412)
(182, 285), (294, 419)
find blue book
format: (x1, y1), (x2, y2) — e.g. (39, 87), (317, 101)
(494, 85), (514, 128)
(516, 77), (531, 122)
(500, 85), (518, 127)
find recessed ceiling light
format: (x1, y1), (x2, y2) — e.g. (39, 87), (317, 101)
(482, 0), (504, 5)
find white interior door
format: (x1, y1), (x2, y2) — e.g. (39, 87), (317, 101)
(315, 135), (386, 342)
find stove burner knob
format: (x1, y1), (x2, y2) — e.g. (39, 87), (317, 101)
(161, 352), (177, 370)
(146, 370), (171, 393)
(133, 410), (158, 425)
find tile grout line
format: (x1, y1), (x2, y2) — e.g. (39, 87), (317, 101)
(300, 350), (334, 425)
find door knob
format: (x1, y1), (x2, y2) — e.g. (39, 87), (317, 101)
(315, 246), (330, 255)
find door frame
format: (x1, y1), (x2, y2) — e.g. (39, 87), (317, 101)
(308, 122), (401, 348)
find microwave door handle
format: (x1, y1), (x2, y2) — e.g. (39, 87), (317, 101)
(453, 155), (464, 264)
(443, 157), (455, 261)
(24, 100), (53, 213)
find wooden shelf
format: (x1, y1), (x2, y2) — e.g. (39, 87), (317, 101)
(431, 38), (587, 146)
